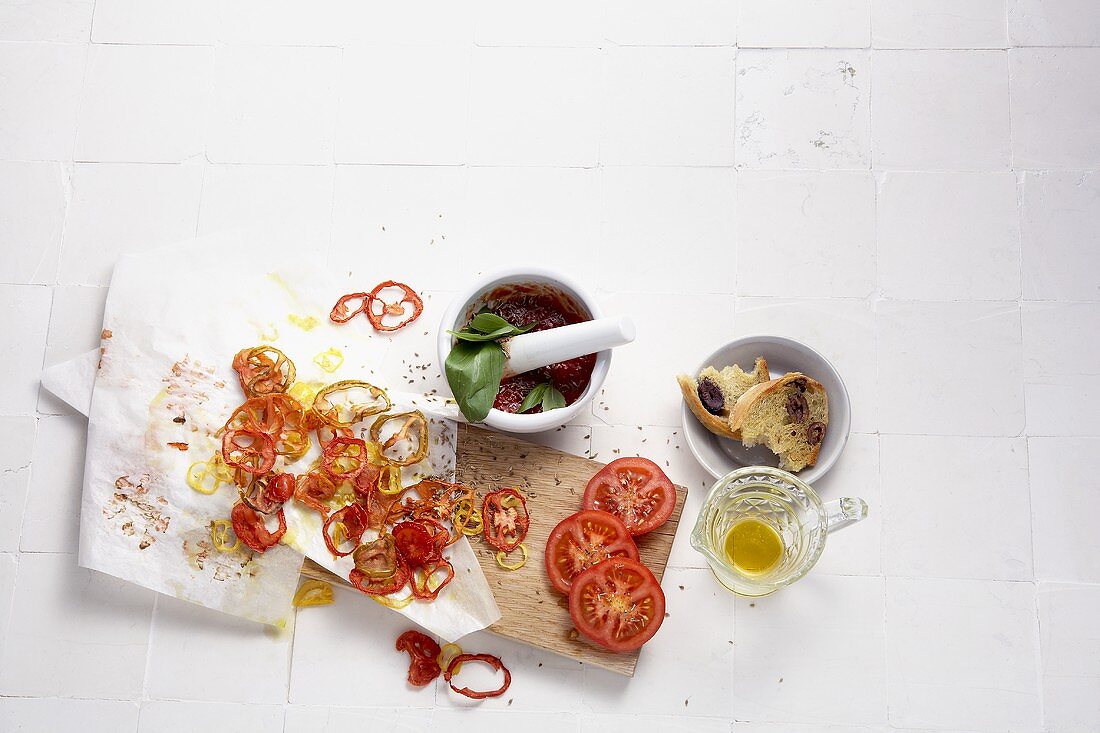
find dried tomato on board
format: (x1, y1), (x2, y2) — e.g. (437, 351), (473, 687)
(364, 281), (423, 332)
(294, 471), (336, 517)
(230, 502), (286, 553)
(353, 534), (399, 580)
(322, 503), (368, 558)
(350, 561), (409, 596)
(239, 472), (295, 514)
(395, 630), (442, 687)
(409, 559), (454, 601)
(444, 653), (512, 699)
(482, 488), (530, 553)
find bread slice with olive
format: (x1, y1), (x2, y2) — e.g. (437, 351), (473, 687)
(677, 358), (770, 440)
(728, 373), (828, 472)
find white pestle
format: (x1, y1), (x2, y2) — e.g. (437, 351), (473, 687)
(500, 316), (636, 378)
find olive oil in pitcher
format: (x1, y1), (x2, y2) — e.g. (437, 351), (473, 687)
(723, 518), (784, 576)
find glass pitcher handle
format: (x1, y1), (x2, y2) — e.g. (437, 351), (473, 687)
(823, 497), (869, 534)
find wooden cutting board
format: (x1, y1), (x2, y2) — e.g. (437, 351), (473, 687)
(301, 423), (687, 678)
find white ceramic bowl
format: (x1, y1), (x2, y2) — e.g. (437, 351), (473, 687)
(680, 335), (851, 483)
(437, 267), (610, 434)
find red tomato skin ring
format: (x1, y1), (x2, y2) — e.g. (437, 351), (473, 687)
(444, 653), (512, 699)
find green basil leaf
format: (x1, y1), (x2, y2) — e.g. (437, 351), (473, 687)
(468, 312), (512, 334)
(444, 341), (505, 423)
(518, 382), (549, 414)
(446, 326), (517, 343)
(541, 385), (567, 412)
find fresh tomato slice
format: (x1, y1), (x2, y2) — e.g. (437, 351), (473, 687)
(544, 509), (639, 595)
(568, 556), (665, 652)
(582, 457), (676, 536)
(482, 488), (529, 553)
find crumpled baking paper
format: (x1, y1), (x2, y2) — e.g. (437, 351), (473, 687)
(48, 231), (499, 638)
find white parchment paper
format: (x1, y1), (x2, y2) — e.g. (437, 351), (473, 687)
(67, 232), (500, 637)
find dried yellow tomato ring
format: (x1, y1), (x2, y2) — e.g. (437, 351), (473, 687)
(209, 519), (240, 552)
(187, 456), (233, 495)
(437, 643), (464, 674)
(232, 345), (295, 397)
(370, 410), (429, 467)
(293, 580), (334, 608)
(495, 543), (529, 571)
(312, 380), (391, 428)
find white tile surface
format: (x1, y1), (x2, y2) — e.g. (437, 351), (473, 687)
(882, 435), (1032, 581)
(21, 414), (87, 553)
(337, 45), (470, 165)
(0, 42), (86, 161)
(597, 291), (735, 426)
(0, 161), (68, 285)
(877, 172), (1021, 300)
(886, 577), (1041, 731)
(0, 552), (154, 698)
(601, 46), (735, 166)
(58, 162), (204, 286)
(289, 585), (436, 707)
(145, 595), (292, 704)
(467, 47), (600, 166)
(736, 172), (875, 298)
(877, 301), (1023, 436)
(873, 50), (1010, 170)
(1010, 48), (1100, 169)
(0, 0), (94, 42)
(600, 166), (735, 293)
(1023, 302), (1100, 377)
(1025, 375), (1100, 437)
(0, 697), (138, 733)
(42, 285), (107, 366)
(0, 553), (12, 658)
(1010, 0), (1100, 47)
(739, 0), (871, 48)
(0, 284), (51, 415)
(590, 716), (729, 733)
(811, 433), (881, 576)
(602, 0), (737, 46)
(466, 167), (601, 265)
(736, 49), (870, 170)
(1020, 170), (1100, 301)
(590, 424), (716, 569)
(0, 418), (35, 552)
(138, 700), (283, 733)
(1030, 437), (1100, 583)
(436, 710), (580, 733)
(329, 165), (468, 291)
(208, 46), (338, 165)
(733, 574), (887, 725)
(475, 0), (602, 48)
(216, 0), (342, 46)
(873, 0), (1007, 49)
(196, 164), (335, 257)
(733, 298), (878, 433)
(339, 0), (475, 45)
(90, 0), (217, 44)
(284, 706), (433, 732)
(75, 45), (212, 164)
(583, 567), (735, 717)
(1038, 583), (1100, 733)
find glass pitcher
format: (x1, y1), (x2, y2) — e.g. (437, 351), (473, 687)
(690, 466), (868, 597)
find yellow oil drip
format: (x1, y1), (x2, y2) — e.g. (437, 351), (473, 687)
(313, 347), (344, 373)
(287, 314), (319, 331)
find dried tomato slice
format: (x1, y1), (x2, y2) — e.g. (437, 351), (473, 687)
(230, 502), (286, 553)
(369, 410), (428, 466)
(353, 534), (398, 580)
(350, 560), (409, 596)
(444, 653), (511, 699)
(312, 380), (391, 428)
(239, 472), (295, 514)
(221, 396), (286, 437)
(321, 436), (368, 482)
(365, 280), (423, 332)
(482, 488), (529, 553)
(294, 471), (336, 517)
(221, 428), (276, 475)
(329, 292), (371, 324)
(232, 345), (295, 397)
(322, 503), (368, 557)
(409, 559), (454, 601)
(395, 630), (442, 687)
(392, 521), (441, 567)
